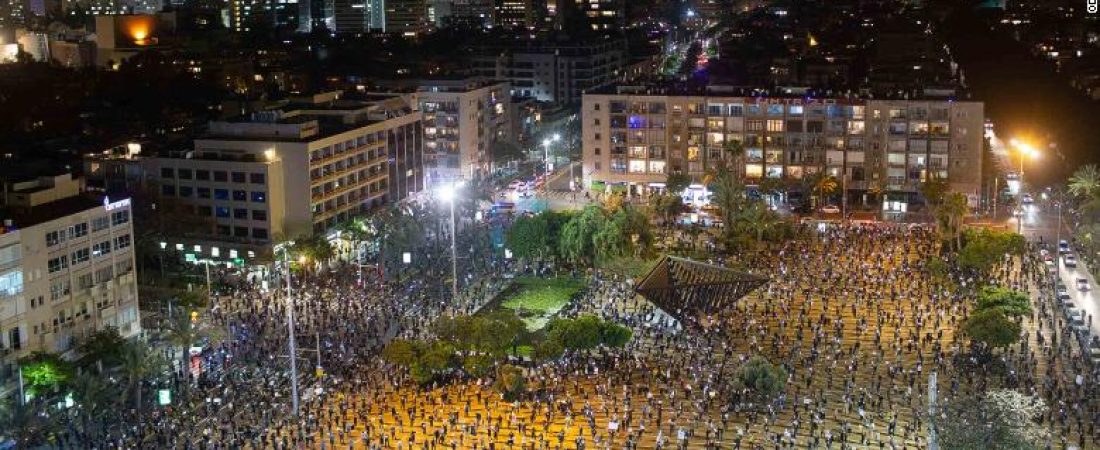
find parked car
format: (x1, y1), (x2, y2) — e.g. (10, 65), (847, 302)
(820, 205), (840, 214)
(1058, 293), (1072, 305)
(1064, 304), (1081, 320)
(1077, 278), (1090, 291)
(1064, 254), (1078, 268)
(1060, 240), (1071, 254)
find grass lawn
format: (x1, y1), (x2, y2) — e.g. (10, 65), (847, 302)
(499, 277), (584, 330)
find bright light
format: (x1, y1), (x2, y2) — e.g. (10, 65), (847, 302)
(439, 185), (456, 202)
(552, 133), (561, 142)
(298, 256), (308, 264)
(542, 138), (551, 146)
(264, 149), (276, 161)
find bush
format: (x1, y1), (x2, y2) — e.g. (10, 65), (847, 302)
(494, 364), (526, 401)
(737, 356), (787, 400)
(547, 314), (633, 351)
(532, 339), (565, 362)
(963, 308), (1021, 351)
(599, 323), (632, 348)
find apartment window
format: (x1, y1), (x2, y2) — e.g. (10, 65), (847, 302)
(0, 269), (23, 298)
(196, 170), (210, 181)
(49, 280), (70, 301)
(46, 230), (63, 247)
(252, 210), (268, 221)
(117, 259), (133, 275)
(113, 234), (131, 250)
(214, 189), (229, 200)
(77, 273), (93, 289)
(197, 206), (212, 217)
(108, 211), (128, 227)
(233, 208), (248, 219)
(213, 171), (227, 182)
(178, 168), (193, 180)
(92, 241), (111, 257)
(250, 173), (266, 184)
(766, 120), (784, 133)
(71, 248), (90, 264)
(231, 172), (246, 183)
(160, 168), (174, 178)
(92, 216), (109, 232)
(252, 228), (269, 240)
(161, 184), (176, 196)
(69, 223), (88, 239)
(179, 186), (194, 198)
(95, 266), (113, 283)
(47, 255), (68, 273)
(217, 225), (231, 236)
(233, 226), (248, 238)
(233, 190), (247, 201)
(251, 192), (266, 203)
(215, 207), (230, 218)
(594, 147), (601, 156)
(197, 187), (211, 199)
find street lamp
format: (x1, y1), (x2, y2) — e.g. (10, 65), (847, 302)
(439, 184), (459, 302)
(279, 244), (301, 417)
(1010, 139), (1039, 233)
(542, 134), (561, 190)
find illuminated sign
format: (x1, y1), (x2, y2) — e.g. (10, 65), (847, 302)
(103, 197), (132, 211)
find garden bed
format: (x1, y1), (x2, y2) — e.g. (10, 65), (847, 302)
(481, 277), (585, 331)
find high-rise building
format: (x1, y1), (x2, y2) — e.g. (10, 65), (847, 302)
(298, 0), (332, 32)
(581, 87), (984, 209)
(140, 91), (425, 260)
(494, 0), (542, 28)
(0, 173), (141, 393)
(334, 0), (383, 32)
(414, 78), (512, 186)
(385, 0), (429, 36)
(446, 0), (492, 27)
(470, 36), (626, 105)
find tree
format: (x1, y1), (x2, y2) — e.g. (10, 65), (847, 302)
(506, 214), (551, 260)
(68, 370), (117, 433)
(599, 322), (632, 348)
(666, 172), (692, 195)
(494, 364), (526, 401)
(381, 339), (419, 367)
(164, 312), (202, 375)
(19, 352), (72, 395)
(975, 286), (1032, 317)
(933, 389), (1049, 450)
(937, 192), (969, 251)
(809, 172), (838, 208)
(651, 192), (687, 228)
(738, 202), (782, 243)
(0, 399), (59, 447)
(963, 308), (1021, 351)
(547, 315), (604, 351)
(76, 327), (126, 370)
(117, 340), (165, 412)
(532, 339), (565, 362)
(710, 166), (747, 235)
(1068, 164), (1100, 199)
(559, 206), (608, 267)
(958, 229), (1026, 275)
(736, 355), (787, 401)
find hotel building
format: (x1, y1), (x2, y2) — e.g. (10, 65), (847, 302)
(581, 86), (984, 210)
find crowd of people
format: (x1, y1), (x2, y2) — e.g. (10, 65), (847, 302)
(46, 216), (1100, 449)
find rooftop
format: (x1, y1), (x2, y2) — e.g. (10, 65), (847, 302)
(0, 195), (108, 232)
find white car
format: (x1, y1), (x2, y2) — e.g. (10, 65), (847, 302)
(1064, 254), (1078, 268)
(820, 205), (840, 214)
(1060, 240), (1071, 254)
(1077, 278), (1090, 291)
(1022, 194), (1034, 205)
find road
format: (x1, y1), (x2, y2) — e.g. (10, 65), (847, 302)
(1019, 201), (1100, 344)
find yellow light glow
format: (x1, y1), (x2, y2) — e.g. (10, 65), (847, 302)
(298, 256), (308, 264)
(264, 149), (275, 161)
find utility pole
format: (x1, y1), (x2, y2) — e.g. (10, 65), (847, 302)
(17, 364), (24, 406)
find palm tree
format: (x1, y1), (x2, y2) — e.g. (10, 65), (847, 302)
(117, 341), (165, 412)
(164, 313), (199, 377)
(939, 192), (969, 251)
(0, 399), (59, 447)
(810, 172), (838, 209)
(69, 370), (118, 438)
(710, 166), (747, 232)
(1068, 164), (1100, 199)
(738, 202), (782, 243)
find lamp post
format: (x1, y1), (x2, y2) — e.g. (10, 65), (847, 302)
(1010, 139), (1039, 234)
(281, 244), (300, 417)
(440, 185), (459, 302)
(542, 134), (561, 191)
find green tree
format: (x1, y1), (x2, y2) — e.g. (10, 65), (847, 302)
(532, 339), (565, 362)
(1068, 164), (1100, 199)
(938, 192), (969, 251)
(963, 308), (1021, 351)
(709, 166), (747, 235)
(68, 370), (117, 433)
(0, 399), (60, 447)
(19, 352), (73, 395)
(738, 202), (782, 243)
(381, 339), (419, 367)
(976, 286), (1032, 317)
(809, 172), (838, 209)
(506, 214), (551, 260)
(599, 322), (633, 348)
(548, 315), (604, 350)
(736, 355), (787, 401)
(651, 192), (687, 228)
(164, 312), (204, 376)
(666, 172), (692, 195)
(491, 140), (526, 166)
(494, 364), (526, 401)
(76, 327), (126, 370)
(559, 206), (608, 267)
(117, 340), (166, 412)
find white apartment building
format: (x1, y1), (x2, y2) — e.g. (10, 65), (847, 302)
(143, 91), (425, 262)
(417, 78), (512, 186)
(582, 87), (984, 209)
(1, 173), (140, 389)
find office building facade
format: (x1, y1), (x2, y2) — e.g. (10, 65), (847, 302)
(581, 89), (984, 209)
(142, 92), (424, 262)
(470, 37), (626, 105)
